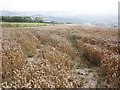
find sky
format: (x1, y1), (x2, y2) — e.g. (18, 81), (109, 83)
(0, 0), (119, 14)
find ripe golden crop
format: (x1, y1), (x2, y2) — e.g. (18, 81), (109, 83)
(1, 26), (119, 88)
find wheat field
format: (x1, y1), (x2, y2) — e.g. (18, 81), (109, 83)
(1, 25), (119, 88)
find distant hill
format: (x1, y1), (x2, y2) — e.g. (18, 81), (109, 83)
(1, 11), (118, 27)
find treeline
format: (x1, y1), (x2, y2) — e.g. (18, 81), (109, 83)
(1, 16), (43, 23)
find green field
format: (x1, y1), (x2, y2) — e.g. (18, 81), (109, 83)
(0, 22), (54, 28)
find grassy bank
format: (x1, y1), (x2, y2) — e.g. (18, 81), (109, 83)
(0, 22), (55, 28)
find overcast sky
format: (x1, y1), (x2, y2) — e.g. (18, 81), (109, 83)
(0, 0), (119, 14)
